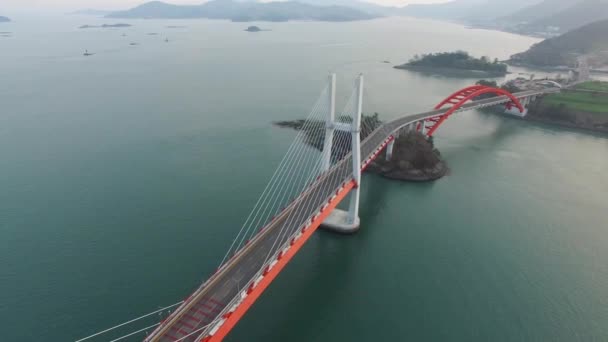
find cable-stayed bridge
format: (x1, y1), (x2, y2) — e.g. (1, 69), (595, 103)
(78, 75), (559, 342)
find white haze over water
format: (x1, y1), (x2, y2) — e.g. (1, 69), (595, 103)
(3, 0), (446, 12)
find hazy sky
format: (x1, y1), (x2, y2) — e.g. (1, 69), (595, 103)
(2, 0), (446, 11)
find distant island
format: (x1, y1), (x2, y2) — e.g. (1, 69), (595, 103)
(275, 113), (447, 182)
(0, 16), (10, 23)
(509, 19), (608, 69)
(79, 23), (132, 29)
(245, 26), (262, 32)
(395, 51), (508, 77)
(106, 0), (378, 22)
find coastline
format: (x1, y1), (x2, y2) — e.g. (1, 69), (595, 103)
(394, 65), (507, 78)
(485, 104), (608, 135)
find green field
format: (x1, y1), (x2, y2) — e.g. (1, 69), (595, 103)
(545, 89), (608, 114)
(575, 81), (608, 92)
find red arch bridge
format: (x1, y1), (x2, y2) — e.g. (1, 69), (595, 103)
(77, 76), (559, 342)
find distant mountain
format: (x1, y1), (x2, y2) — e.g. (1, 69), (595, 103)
(510, 19), (608, 67)
(461, 0), (542, 24)
(401, 0), (484, 21)
(530, 0), (608, 33)
(400, 0), (538, 23)
(498, 0), (575, 25)
(71, 9), (113, 16)
(297, 0), (403, 16)
(0, 16), (10, 22)
(107, 0), (378, 22)
(497, 0), (608, 35)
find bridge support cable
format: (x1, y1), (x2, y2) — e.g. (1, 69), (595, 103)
(321, 73), (337, 172)
(190, 117), (358, 341)
(239, 91), (335, 257)
(107, 323), (160, 342)
(256, 76), (359, 264)
(261, 76), (362, 263)
(219, 84), (331, 266)
(141, 79), (347, 342)
(74, 301), (184, 342)
(230, 91), (329, 257)
(275, 76), (361, 256)
(235, 86), (335, 245)
(260, 118), (350, 264)
(240, 123), (330, 251)
(262, 122), (338, 249)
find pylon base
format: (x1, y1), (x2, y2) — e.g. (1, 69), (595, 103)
(321, 209), (360, 234)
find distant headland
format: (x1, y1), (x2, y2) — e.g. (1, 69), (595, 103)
(395, 51), (508, 77)
(79, 23), (132, 29)
(0, 16), (10, 23)
(509, 19), (608, 70)
(106, 0), (377, 22)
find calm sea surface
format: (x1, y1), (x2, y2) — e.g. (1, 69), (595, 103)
(1, 14), (607, 342)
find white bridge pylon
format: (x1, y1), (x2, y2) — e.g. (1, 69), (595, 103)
(321, 73), (363, 234)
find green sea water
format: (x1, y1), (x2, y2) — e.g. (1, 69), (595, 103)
(1, 13), (607, 342)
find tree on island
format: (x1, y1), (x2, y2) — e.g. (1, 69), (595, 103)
(476, 79), (498, 88)
(400, 51), (507, 74)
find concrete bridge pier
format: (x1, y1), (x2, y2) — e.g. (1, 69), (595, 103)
(385, 129), (400, 161)
(505, 96), (530, 117)
(322, 74), (364, 234)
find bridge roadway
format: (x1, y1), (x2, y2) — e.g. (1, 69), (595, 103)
(145, 89), (550, 342)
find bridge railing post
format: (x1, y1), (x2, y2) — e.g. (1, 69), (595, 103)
(321, 74), (336, 172)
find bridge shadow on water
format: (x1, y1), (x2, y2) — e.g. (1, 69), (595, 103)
(439, 113), (526, 158)
(227, 175), (421, 341)
(226, 225), (364, 341)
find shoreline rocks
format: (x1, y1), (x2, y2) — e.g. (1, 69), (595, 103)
(365, 131), (448, 182)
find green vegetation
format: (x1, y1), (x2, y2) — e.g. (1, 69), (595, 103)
(396, 51), (507, 76)
(510, 19), (608, 67)
(544, 91), (608, 114)
(526, 80), (608, 132)
(576, 81), (608, 92)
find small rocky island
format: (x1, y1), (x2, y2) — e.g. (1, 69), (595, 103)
(395, 51), (508, 77)
(79, 23), (131, 29)
(275, 114), (447, 182)
(245, 26), (262, 32)
(366, 131), (448, 181)
(0, 16), (11, 23)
